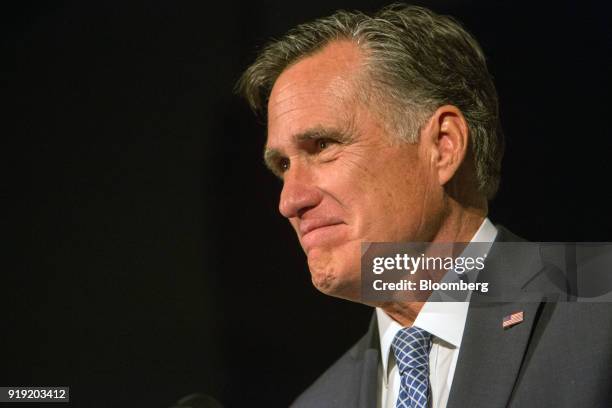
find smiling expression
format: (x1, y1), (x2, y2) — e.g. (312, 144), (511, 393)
(265, 40), (444, 301)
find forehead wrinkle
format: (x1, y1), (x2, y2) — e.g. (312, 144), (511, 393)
(269, 52), (363, 111)
(268, 102), (330, 123)
(269, 82), (350, 121)
(268, 77), (362, 131)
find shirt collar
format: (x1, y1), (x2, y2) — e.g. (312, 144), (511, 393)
(375, 217), (498, 384)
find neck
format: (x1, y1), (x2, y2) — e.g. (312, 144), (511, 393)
(431, 198), (487, 243)
(381, 198), (487, 326)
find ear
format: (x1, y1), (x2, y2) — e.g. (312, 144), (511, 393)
(423, 105), (469, 187)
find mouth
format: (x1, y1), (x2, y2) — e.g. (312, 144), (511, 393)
(299, 218), (345, 252)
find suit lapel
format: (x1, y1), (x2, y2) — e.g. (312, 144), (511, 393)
(354, 313), (380, 408)
(448, 226), (546, 408)
(357, 348), (379, 408)
(447, 300), (542, 408)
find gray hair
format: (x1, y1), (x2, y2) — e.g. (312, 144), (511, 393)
(236, 3), (504, 199)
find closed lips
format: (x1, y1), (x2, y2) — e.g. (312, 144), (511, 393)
(299, 218), (344, 236)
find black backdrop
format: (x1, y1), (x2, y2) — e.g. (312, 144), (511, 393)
(7, 1), (611, 407)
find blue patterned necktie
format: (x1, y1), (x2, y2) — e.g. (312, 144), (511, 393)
(391, 326), (432, 408)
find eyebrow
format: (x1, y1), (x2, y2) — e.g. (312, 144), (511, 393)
(263, 126), (354, 174)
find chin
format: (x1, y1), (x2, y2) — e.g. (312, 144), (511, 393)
(307, 247), (361, 302)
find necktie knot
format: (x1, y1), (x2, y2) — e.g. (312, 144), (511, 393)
(391, 326), (432, 373)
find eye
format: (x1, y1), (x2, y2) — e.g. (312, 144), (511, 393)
(278, 157), (290, 172)
(317, 138), (333, 150)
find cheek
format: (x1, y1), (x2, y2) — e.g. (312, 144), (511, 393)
(317, 161), (372, 206)
(358, 174), (429, 239)
(328, 160), (389, 202)
(318, 149), (425, 221)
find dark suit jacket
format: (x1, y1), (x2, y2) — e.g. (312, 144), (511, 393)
(291, 226), (612, 407)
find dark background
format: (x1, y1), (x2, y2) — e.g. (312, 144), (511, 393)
(6, 0), (611, 407)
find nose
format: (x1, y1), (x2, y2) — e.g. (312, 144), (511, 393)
(278, 164), (322, 219)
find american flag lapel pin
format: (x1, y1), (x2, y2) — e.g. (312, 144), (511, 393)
(502, 311), (524, 329)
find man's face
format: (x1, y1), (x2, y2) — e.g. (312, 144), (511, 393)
(265, 41), (443, 301)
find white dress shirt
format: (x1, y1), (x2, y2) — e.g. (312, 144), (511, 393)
(376, 218), (498, 408)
